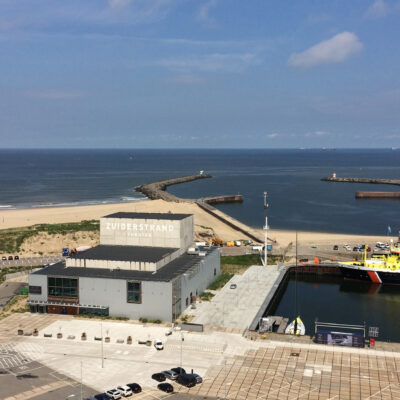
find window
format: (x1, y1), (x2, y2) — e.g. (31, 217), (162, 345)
(29, 286), (42, 295)
(127, 281), (141, 303)
(48, 277), (78, 298)
(214, 268), (216, 276)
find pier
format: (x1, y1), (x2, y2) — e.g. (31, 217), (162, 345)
(356, 191), (400, 199)
(322, 176), (400, 186)
(136, 173), (211, 202)
(202, 194), (243, 204)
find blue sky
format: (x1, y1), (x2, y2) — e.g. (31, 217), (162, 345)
(1, 0), (400, 148)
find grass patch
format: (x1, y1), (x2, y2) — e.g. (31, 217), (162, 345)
(200, 291), (215, 301)
(0, 266), (35, 285)
(0, 220), (99, 254)
(221, 254), (283, 267)
(207, 273), (234, 290)
(0, 295), (29, 320)
(139, 317), (162, 324)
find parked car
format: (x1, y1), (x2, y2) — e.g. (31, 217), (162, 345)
(230, 283), (237, 289)
(157, 383), (173, 393)
(117, 386), (132, 397)
(1, 256), (6, 261)
(176, 373), (197, 388)
(192, 373), (203, 384)
(14, 255), (19, 260)
(94, 394), (109, 400)
(126, 383), (141, 394)
(171, 367), (186, 375)
(154, 339), (164, 350)
(152, 373), (166, 382)
(106, 389), (121, 399)
(162, 370), (179, 380)
(333, 245), (339, 250)
(8, 256), (13, 260)
(84, 397), (97, 400)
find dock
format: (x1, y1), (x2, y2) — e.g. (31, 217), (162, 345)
(202, 194), (243, 204)
(322, 176), (400, 186)
(356, 191), (400, 199)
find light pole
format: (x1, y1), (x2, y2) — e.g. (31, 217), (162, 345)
(100, 322), (104, 368)
(263, 217), (268, 267)
(80, 360), (83, 400)
(180, 332), (184, 369)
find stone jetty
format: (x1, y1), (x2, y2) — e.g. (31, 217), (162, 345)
(136, 173), (211, 202)
(356, 191), (400, 199)
(322, 177), (400, 186)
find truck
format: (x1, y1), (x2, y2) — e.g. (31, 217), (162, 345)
(62, 248), (70, 256)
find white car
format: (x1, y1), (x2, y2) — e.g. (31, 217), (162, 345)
(106, 389), (122, 399)
(154, 339), (164, 350)
(343, 244), (351, 251)
(117, 386), (133, 397)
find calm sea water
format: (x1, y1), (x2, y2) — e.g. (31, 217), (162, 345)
(1, 148), (400, 235)
(269, 273), (400, 342)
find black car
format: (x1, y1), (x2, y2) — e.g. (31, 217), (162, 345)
(8, 256), (13, 260)
(152, 373), (166, 382)
(171, 367), (186, 375)
(176, 373), (197, 388)
(333, 245), (338, 250)
(14, 255), (19, 260)
(94, 394), (109, 400)
(157, 383), (173, 393)
(126, 383), (141, 393)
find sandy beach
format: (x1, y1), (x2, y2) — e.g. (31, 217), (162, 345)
(0, 199), (396, 254)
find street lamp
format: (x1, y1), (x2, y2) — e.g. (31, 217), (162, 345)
(180, 332), (184, 369)
(100, 322), (104, 368)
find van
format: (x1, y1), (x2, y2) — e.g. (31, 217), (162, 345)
(176, 373), (197, 388)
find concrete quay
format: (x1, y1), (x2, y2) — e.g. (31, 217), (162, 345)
(356, 191), (400, 199)
(190, 265), (284, 330)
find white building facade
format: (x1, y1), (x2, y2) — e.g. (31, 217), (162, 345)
(28, 212), (220, 322)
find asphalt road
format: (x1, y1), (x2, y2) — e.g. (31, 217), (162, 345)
(0, 256), (64, 269)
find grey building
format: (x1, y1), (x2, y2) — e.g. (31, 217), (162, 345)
(28, 212), (220, 322)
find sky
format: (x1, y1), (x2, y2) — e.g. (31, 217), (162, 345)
(1, 0), (400, 148)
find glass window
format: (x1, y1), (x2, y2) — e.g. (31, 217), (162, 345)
(48, 277), (78, 298)
(127, 281), (141, 304)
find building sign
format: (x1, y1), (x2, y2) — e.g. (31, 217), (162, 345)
(105, 222), (175, 238)
(315, 330), (365, 348)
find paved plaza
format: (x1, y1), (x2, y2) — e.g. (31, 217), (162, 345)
(191, 265), (283, 330)
(1, 313), (400, 399)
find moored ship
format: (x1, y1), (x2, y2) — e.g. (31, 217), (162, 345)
(339, 245), (400, 284)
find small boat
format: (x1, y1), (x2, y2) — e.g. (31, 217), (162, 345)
(285, 316), (306, 335)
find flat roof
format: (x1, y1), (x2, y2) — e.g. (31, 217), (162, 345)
(102, 212), (192, 220)
(34, 247), (217, 282)
(70, 245), (178, 263)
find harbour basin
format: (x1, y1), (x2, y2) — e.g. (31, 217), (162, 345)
(267, 271), (400, 342)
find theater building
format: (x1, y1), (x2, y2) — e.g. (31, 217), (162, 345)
(28, 212), (220, 322)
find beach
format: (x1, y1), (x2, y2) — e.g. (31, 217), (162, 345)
(0, 199), (396, 257)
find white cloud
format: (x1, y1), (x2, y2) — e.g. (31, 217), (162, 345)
(315, 130), (328, 136)
(364, 0), (389, 19)
(288, 32), (363, 68)
(159, 52), (260, 73)
(268, 133), (279, 138)
(197, 0), (218, 24)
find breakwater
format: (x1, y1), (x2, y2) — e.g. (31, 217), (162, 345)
(136, 173), (211, 202)
(203, 195), (243, 204)
(322, 177), (400, 186)
(356, 191), (400, 199)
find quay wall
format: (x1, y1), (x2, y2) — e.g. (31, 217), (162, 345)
(356, 191), (400, 199)
(322, 177), (400, 186)
(203, 195), (243, 204)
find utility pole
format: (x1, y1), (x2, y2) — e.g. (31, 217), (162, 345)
(101, 322), (104, 368)
(80, 360), (83, 400)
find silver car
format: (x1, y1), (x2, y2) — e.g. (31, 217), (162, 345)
(162, 370), (179, 380)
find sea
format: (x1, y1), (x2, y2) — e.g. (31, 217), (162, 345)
(1, 148), (399, 235)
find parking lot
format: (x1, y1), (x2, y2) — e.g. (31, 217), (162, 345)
(1, 314), (400, 399)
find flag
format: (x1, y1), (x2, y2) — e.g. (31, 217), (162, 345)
(388, 225), (392, 234)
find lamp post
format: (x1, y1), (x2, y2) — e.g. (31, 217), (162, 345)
(263, 217), (269, 267)
(80, 360), (83, 400)
(180, 332), (184, 369)
(100, 322), (104, 368)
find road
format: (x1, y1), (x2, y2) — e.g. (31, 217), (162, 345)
(0, 256), (64, 269)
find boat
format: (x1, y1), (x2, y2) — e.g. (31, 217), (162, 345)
(285, 316), (306, 335)
(339, 245), (400, 284)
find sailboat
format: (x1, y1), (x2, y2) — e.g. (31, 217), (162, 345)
(285, 316), (306, 335)
(285, 231), (306, 336)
